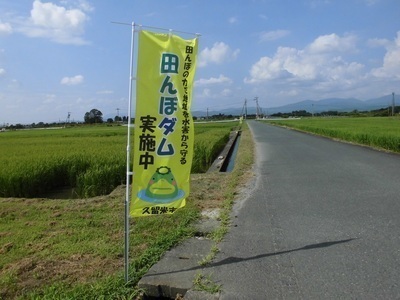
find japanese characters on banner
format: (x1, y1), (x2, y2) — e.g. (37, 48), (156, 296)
(131, 30), (198, 217)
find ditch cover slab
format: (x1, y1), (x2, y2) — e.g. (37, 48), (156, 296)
(138, 237), (214, 299)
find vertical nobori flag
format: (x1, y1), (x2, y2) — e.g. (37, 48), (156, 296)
(131, 30), (198, 217)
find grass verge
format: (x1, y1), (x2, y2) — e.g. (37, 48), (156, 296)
(264, 117), (400, 153)
(195, 122), (255, 285)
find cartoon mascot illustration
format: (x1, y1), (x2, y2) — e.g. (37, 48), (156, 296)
(137, 166), (185, 204)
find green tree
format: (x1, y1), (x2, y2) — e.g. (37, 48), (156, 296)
(84, 109), (103, 124)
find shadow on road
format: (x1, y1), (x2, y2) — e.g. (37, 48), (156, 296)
(210, 238), (357, 267)
(147, 238), (357, 277)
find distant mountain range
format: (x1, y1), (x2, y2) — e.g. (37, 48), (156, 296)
(192, 94), (399, 118)
(103, 94), (398, 120)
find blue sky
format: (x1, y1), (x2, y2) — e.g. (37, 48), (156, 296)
(0, 0), (399, 124)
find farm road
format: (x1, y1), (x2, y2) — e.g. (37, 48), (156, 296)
(202, 120), (400, 299)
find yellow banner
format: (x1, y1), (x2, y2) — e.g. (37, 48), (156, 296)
(131, 30), (198, 217)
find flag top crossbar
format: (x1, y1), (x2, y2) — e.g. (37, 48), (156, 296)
(111, 21), (201, 37)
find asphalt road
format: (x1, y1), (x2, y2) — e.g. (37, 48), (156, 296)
(206, 120), (400, 299)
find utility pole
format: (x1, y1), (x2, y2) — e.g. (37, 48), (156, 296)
(63, 112), (71, 128)
(392, 92), (395, 116)
(116, 108), (121, 122)
(206, 107), (209, 120)
(264, 98), (267, 118)
(241, 99), (248, 119)
(245, 99), (248, 119)
(254, 96), (259, 119)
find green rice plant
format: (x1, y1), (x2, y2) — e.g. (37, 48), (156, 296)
(76, 163), (125, 197)
(0, 126), (125, 198)
(192, 134), (229, 173)
(192, 122), (233, 173)
(0, 122), (235, 198)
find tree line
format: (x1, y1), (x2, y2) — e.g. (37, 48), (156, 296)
(269, 106), (400, 118)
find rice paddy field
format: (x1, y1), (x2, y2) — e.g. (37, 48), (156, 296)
(0, 121), (253, 299)
(0, 122), (233, 198)
(265, 117), (400, 153)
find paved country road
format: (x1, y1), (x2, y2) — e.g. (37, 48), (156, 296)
(205, 120), (400, 299)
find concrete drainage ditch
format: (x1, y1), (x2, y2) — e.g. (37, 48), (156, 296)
(207, 129), (242, 173)
(138, 129), (242, 299)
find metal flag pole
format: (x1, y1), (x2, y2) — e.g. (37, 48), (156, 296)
(119, 21), (199, 283)
(124, 21), (136, 284)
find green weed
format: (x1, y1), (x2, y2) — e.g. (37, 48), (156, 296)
(193, 273), (221, 294)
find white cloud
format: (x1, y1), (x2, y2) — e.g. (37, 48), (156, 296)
(307, 33), (357, 53)
(245, 33), (363, 85)
(31, 1), (85, 28)
(194, 74), (237, 106)
(370, 31), (400, 79)
(244, 32), (400, 102)
(18, 0), (90, 45)
(0, 21), (12, 36)
(198, 42), (240, 67)
(259, 30), (290, 42)
(59, 0), (94, 12)
(61, 75), (84, 85)
(77, 0), (95, 12)
(195, 74), (232, 86)
(0, 68), (5, 76)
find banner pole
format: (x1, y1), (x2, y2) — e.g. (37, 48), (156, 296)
(124, 21), (136, 284)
